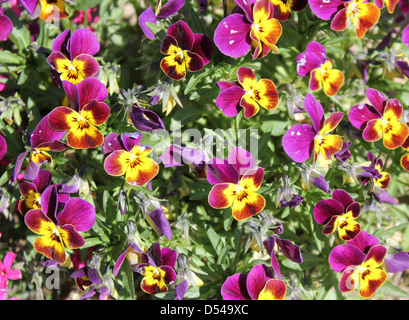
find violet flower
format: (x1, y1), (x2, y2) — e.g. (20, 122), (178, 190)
(129, 103), (166, 132)
(139, 0), (185, 40)
(221, 264), (286, 300)
(0, 4), (12, 41)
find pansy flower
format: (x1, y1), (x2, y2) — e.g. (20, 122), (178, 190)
(282, 93), (344, 164)
(0, 134), (6, 161)
(216, 67), (279, 118)
(47, 28), (100, 85)
(160, 20), (212, 81)
(103, 132), (159, 186)
(400, 119), (409, 172)
(207, 147), (266, 221)
(221, 264), (286, 300)
(214, 0), (282, 59)
(48, 78), (110, 149)
(13, 114), (67, 181)
(19, 0), (70, 21)
(24, 187), (95, 264)
(329, 230), (387, 299)
(128, 103), (166, 132)
(349, 88), (409, 150)
(139, 0), (185, 40)
(17, 169), (78, 216)
(269, 0), (308, 21)
(313, 189), (361, 241)
(0, 251), (22, 288)
(0, 6), (13, 41)
(309, 0), (380, 39)
(357, 152), (390, 190)
(296, 41), (344, 97)
(132, 242), (177, 294)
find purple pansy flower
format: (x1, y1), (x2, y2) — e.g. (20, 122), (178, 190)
(13, 114), (67, 181)
(313, 189), (361, 241)
(328, 230), (387, 299)
(139, 0), (185, 40)
(214, 0), (282, 60)
(0, 134), (6, 160)
(132, 242), (178, 294)
(207, 147), (266, 221)
(221, 264), (286, 300)
(24, 186), (96, 264)
(282, 93), (344, 164)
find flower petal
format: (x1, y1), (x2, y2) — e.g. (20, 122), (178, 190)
(125, 155), (159, 186)
(206, 159), (240, 185)
(221, 273), (250, 300)
(81, 101), (110, 126)
(232, 190), (265, 221)
(208, 183), (237, 209)
(227, 147), (256, 176)
(382, 122), (409, 150)
(66, 121), (104, 149)
(282, 124), (316, 162)
(322, 69), (344, 97)
(104, 150), (130, 176)
(257, 279), (287, 300)
(24, 209), (55, 235)
(246, 264), (274, 300)
(56, 197), (95, 232)
(296, 52), (322, 77)
(348, 103), (381, 130)
(69, 28), (100, 59)
(213, 14), (252, 58)
(166, 20), (195, 51)
(329, 245), (366, 273)
(139, 6), (157, 40)
(239, 167), (264, 192)
(352, 3), (380, 39)
(313, 199), (344, 225)
(308, 0), (345, 20)
(304, 93), (324, 132)
(362, 119), (383, 142)
(216, 86), (245, 117)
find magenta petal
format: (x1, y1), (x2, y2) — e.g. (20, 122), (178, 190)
(213, 14), (252, 58)
(148, 207), (173, 241)
(216, 86), (245, 117)
(160, 247), (177, 268)
(332, 189), (354, 209)
(206, 159), (240, 185)
(0, 135), (6, 160)
(366, 88), (386, 115)
(40, 185), (58, 221)
(348, 103), (381, 130)
(330, 8), (348, 31)
(101, 132), (124, 155)
(121, 132), (143, 152)
(51, 29), (71, 55)
(216, 81), (239, 90)
(192, 33), (213, 65)
(385, 252), (409, 273)
(306, 41), (327, 62)
(0, 14), (13, 41)
(263, 237), (282, 278)
(30, 114), (66, 148)
(19, 0), (38, 15)
(313, 199), (344, 224)
(329, 245), (366, 273)
(33, 169), (51, 192)
(13, 151), (29, 181)
(234, 0), (257, 22)
(282, 124), (316, 162)
(77, 78), (108, 109)
(69, 28), (100, 59)
(346, 230), (379, 254)
(308, 0), (346, 20)
(139, 7), (158, 40)
(221, 273), (251, 300)
(56, 198), (95, 232)
(227, 147), (256, 176)
(246, 264), (274, 300)
(403, 24), (409, 48)
(158, 0), (185, 18)
(304, 93), (324, 132)
(296, 52), (322, 77)
(167, 20), (195, 51)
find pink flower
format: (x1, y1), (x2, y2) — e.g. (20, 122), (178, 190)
(0, 251), (22, 288)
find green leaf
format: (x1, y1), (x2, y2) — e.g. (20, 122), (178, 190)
(378, 280), (409, 299)
(0, 50), (24, 65)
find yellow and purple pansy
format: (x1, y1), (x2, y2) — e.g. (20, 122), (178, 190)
(132, 242), (177, 294)
(160, 20), (212, 81)
(207, 147), (266, 221)
(214, 0), (282, 59)
(309, 0), (381, 39)
(282, 93), (344, 164)
(47, 28), (100, 85)
(216, 67), (279, 118)
(374, 0), (400, 13)
(349, 88), (409, 150)
(13, 113), (67, 181)
(221, 264), (287, 300)
(102, 132), (159, 187)
(139, 0), (185, 40)
(19, 0), (70, 21)
(269, 0), (308, 21)
(24, 186), (95, 264)
(296, 41), (344, 97)
(329, 230), (387, 299)
(48, 77), (110, 150)
(314, 189), (361, 241)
